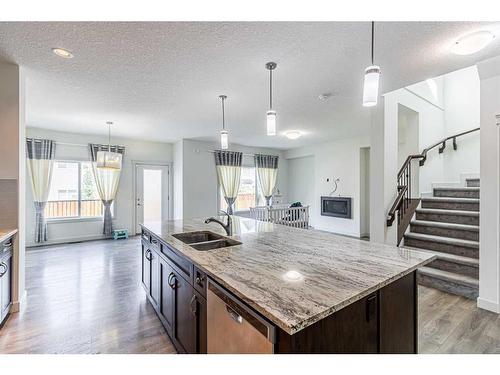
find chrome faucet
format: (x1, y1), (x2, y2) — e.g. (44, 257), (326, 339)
(205, 211), (232, 236)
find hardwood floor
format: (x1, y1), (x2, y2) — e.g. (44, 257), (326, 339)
(0, 238), (176, 354)
(0, 237), (498, 354)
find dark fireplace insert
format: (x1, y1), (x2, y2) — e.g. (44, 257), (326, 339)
(320, 196), (352, 219)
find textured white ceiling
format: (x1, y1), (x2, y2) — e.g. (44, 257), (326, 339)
(0, 22), (499, 149)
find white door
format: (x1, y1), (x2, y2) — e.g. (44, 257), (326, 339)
(135, 164), (169, 234)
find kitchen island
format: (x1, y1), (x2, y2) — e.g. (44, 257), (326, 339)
(140, 216), (434, 354)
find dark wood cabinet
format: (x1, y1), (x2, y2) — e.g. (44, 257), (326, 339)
(144, 236), (207, 354)
(1, 236), (13, 326)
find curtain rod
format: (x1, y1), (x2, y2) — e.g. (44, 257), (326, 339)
(205, 150), (258, 157)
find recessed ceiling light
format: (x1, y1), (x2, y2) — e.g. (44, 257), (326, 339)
(450, 31), (495, 55)
(285, 130), (302, 140)
(318, 92), (333, 101)
(52, 48), (74, 59)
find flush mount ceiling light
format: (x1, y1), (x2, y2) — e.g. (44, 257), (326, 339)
(265, 62), (277, 136)
(362, 22), (381, 107)
(96, 121), (122, 170)
(285, 130), (302, 140)
(52, 47), (74, 59)
(219, 95), (229, 150)
(450, 30), (495, 55)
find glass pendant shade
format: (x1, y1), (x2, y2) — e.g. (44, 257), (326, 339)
(266, 110), (277, 136)
(220, 130), (228, 150)
(362, 65), (380, 107)
(96, 150), (122, 170)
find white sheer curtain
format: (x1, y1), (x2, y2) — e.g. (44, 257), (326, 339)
(255, 154), (279, 206)
(214, 150), (242, 214)
(26, 138), (56, 243)
(89, 144), (125, 236)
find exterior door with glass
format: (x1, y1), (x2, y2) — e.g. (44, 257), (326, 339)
(135, 164), (169, 234)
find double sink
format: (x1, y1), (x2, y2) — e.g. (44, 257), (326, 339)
(172, 231), (241, 251)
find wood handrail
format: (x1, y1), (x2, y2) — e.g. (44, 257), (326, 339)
(387, 127), (479, 227)
(387, 186), (407, 226)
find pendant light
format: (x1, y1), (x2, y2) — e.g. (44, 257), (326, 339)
(219, 95), (228, 150)
(362, 22), (381, 107)
(265, 62), (277, 136)
(96, 121), (122, 170)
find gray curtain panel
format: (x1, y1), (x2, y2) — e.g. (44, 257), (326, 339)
(214, 150), (243, 215)
(254, 154), (279, 206)
(89, 144), (125, 236)
(26, 138), (56, 243)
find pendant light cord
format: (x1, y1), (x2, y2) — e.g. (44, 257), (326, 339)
(220, 96), (226, 130)
(107, 122), (111, 151)
(371, 21), (375, 65)
(269, 68), (273, 109)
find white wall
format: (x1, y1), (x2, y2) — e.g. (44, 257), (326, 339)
(477, 56), (500, 314)
(285, 136), (370, 237)
(287, 155), (315, 207)
(398, 105), (420, 197)
(173, 140), (183, 220)
(25, 128), (173, 246)
(179, 139), (288, 220)
(359, 147), (370, 237)
(443, 66), (480, 182)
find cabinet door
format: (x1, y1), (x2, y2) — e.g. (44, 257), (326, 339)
(150, 249), (160, 308)
(172, 272), (196, 354)
(193, 291), (207, 354)
(159, 258), (175, 335)
(141, 243), (151, 294)
(1, 253), (11, 320)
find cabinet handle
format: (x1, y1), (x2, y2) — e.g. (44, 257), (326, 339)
(0, 262), (7, 277)
(195, 275), (204, 285)
(145, 249), (152, 261)
(168, 272), (177, 289)
(151, 238), (158, 245)
(190, 294), (198, 316)
(226, 305), (243, 324)
(366, 295), (377, 323)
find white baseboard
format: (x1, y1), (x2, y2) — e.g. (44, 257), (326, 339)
(477, 296), (500, 313)
(10, 289), (27, 313)
(26, 234), (108, 248)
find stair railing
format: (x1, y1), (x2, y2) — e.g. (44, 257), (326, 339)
(387, 126), (479, 227)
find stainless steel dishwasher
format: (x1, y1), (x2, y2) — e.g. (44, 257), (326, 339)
(207, 278), (276, 354)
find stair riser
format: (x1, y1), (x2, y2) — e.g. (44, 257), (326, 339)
(417, 272), (478, 299)
(434, 189), (479, 199)
(415, 212), (479, 226)
(404, 237), (478, 259)
(466, 179), (480, 188)
(421, 200), (479, 212)
(427, 259), (479, 278)
(410, 223), (479, 241)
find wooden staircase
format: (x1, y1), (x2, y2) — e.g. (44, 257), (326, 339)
(403, 178), (480, 299)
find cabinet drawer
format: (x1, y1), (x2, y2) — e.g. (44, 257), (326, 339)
(193, 266), (207, 297)
(140, 230), (150, 243)
(161, 242), (193, 281)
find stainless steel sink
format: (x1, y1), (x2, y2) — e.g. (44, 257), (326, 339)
(172, 231), (224, 244)
(172, 231), (241, 251)
(190, 238), (242, 251)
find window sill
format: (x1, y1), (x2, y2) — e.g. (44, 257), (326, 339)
(47, 217), (108, 224)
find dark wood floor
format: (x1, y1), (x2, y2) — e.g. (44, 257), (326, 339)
(0, 237), (498, 354)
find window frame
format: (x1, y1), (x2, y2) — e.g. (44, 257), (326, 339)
(46, 159), (115, 222)
(217, 164), (262, 213)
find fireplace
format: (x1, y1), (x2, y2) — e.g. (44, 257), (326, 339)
(320, 196), (352, 219)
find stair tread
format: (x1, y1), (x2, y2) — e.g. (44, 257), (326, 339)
(434, 187), (479, 191)
(419, 267), (479, 287)
(404, 232), (479, 248)
(410, 219), (479, 231)
(422, 196), (479, 203)
(416, 208), (479, 217)
(403, 246), (479, 267)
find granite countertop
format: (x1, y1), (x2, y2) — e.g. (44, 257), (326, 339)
(0, 229), (17, 243)
(142, 217), (435, 335)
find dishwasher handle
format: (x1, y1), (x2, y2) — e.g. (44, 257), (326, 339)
(208, 278), (276, 343)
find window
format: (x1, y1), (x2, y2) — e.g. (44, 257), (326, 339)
(219, 167), (265, 212)
(45, 161), (109, 219)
